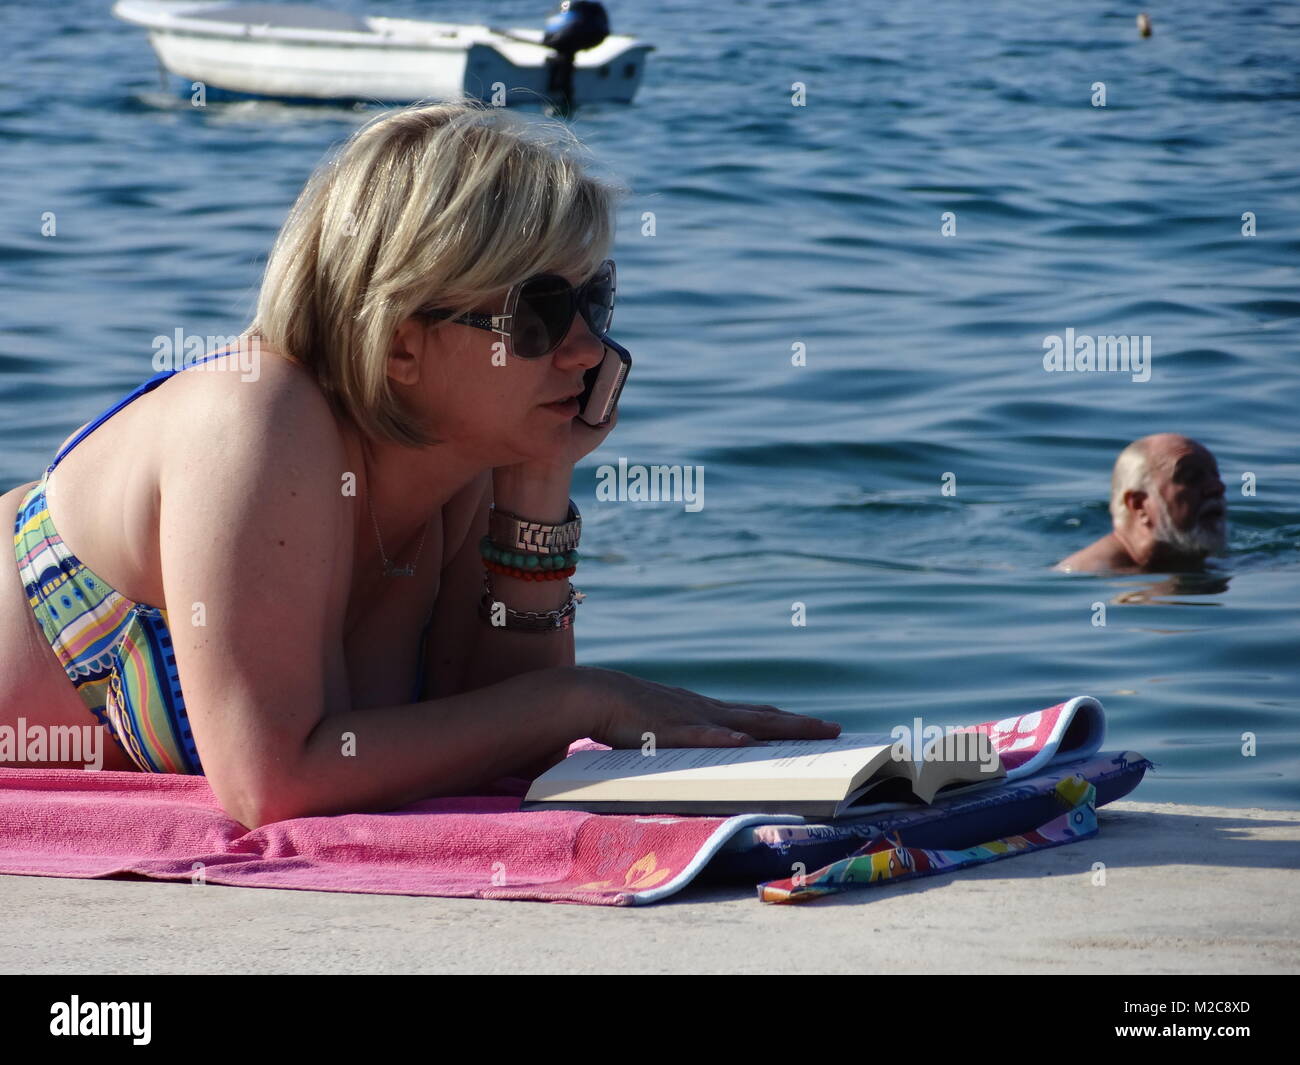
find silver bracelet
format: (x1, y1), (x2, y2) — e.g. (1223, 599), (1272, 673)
(477, 577), (584, 632)
(488, 498), (581, 555)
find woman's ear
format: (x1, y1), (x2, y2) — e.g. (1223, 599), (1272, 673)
(387, 317), (427, 387)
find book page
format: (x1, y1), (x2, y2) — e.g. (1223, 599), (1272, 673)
(912, 731), (1004, 802)
(541, 732), (898, 783)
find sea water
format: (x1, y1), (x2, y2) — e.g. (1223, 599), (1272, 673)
(0, 0), (1296, 808)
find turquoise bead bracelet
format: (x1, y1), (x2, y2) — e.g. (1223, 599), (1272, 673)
(479, 534), (580, 570)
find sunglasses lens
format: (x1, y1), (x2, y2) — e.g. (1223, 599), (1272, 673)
(582, 261), (615, 336)
(515, 275), (572, 358)
(512, 262), (616, 358)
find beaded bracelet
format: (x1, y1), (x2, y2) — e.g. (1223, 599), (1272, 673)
(483, 558), (577, 581)
(479, 534), (580, 572)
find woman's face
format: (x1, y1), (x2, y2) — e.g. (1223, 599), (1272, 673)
(392, 270), (607, 466)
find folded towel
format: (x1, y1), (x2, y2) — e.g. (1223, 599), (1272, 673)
(757, 775), (1099, 903)
(956, 694), (1105, 779)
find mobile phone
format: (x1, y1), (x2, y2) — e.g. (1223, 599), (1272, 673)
(577, 335), (631, 427)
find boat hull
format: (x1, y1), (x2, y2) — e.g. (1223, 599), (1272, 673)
(115, 2), (652, 106)
(148, 32), (651, 105)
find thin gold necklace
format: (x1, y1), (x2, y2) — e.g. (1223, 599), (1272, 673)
(362, 441), (429, 578)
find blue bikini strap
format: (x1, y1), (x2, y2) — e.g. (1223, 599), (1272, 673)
(46, 350), (232, 476)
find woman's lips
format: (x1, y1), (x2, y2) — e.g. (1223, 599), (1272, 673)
(541, 396), (580, 415)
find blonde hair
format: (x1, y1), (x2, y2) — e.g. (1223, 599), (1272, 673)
(246, 100), (627, 447)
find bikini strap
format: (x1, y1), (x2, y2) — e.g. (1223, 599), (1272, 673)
(45, 349), (233, 477)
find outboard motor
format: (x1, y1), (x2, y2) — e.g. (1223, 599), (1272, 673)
(541, 1), (610, 112)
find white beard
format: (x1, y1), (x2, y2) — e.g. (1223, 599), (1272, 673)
(1151, 495), (1227, 556)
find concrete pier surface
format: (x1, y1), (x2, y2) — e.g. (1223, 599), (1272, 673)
(2, 800), (1297, 974)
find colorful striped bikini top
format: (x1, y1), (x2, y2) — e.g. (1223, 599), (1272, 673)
(13, 351), (431, 774)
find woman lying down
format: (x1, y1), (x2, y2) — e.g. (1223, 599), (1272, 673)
(0, 101), (839, 827)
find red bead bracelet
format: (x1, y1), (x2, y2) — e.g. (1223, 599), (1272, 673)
(483, 559), (577, 581)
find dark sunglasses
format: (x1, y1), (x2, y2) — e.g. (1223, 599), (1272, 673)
(416, 259), (616, 359)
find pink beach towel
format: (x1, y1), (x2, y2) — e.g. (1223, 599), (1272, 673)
(0, 697), (1106, 905)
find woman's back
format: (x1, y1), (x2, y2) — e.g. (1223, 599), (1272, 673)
(0, 347), (450, 774)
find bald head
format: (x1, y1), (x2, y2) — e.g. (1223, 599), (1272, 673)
(1058, 434), (1228, 572)
(1109, 433), (1226, 555)
(1111, 435), (1191, 522)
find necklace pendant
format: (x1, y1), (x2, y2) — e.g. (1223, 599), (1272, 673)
(383, 562), (416, 578)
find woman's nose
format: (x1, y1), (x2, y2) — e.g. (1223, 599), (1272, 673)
(553, 314), (605, 370)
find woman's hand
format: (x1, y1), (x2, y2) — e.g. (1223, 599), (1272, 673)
(491, 405), (618, 521)
(570, 666), (842, 749)
(563, 403), (618, 467)
(503, 404), (618, 484)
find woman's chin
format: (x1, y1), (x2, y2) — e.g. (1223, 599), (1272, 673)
(508, 436), (570, 467)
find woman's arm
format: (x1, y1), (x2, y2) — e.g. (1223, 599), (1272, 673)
(422, 463), (580, 778)
(156, 374), (592, 828)
(157, 384), (812, 824)
(428, 405), (620, 702)
(437, 463), (577, 693)
(271, 668), (591, 823)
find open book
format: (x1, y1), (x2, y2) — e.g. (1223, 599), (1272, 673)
(519, 731), (1007, 818)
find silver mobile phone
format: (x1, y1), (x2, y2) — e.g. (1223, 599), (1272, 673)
(577, 335), (631, 427)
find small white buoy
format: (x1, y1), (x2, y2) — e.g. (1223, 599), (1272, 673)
(1136, 12), (1153, 37)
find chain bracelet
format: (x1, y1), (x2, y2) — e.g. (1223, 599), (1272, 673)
(477, 576), (584, 632)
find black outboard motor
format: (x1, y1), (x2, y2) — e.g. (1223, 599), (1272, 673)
(541, 1), (610, 112)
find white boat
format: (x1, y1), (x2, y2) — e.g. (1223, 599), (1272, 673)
(112, 1), (653, 107)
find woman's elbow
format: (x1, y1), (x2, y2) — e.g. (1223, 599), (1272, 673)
(208, 762), (311, 830)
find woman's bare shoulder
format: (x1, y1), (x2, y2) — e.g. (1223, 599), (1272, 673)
(152, 344), (357, 577)
(161, 347), (345, 461)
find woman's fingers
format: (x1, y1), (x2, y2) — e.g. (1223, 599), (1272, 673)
(695, 692), (822, 720)
(677, 690), (841, 737)
(587, 666), (840, 749)
(722, 707), (842, 738)
(653, 724), (758, 747)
